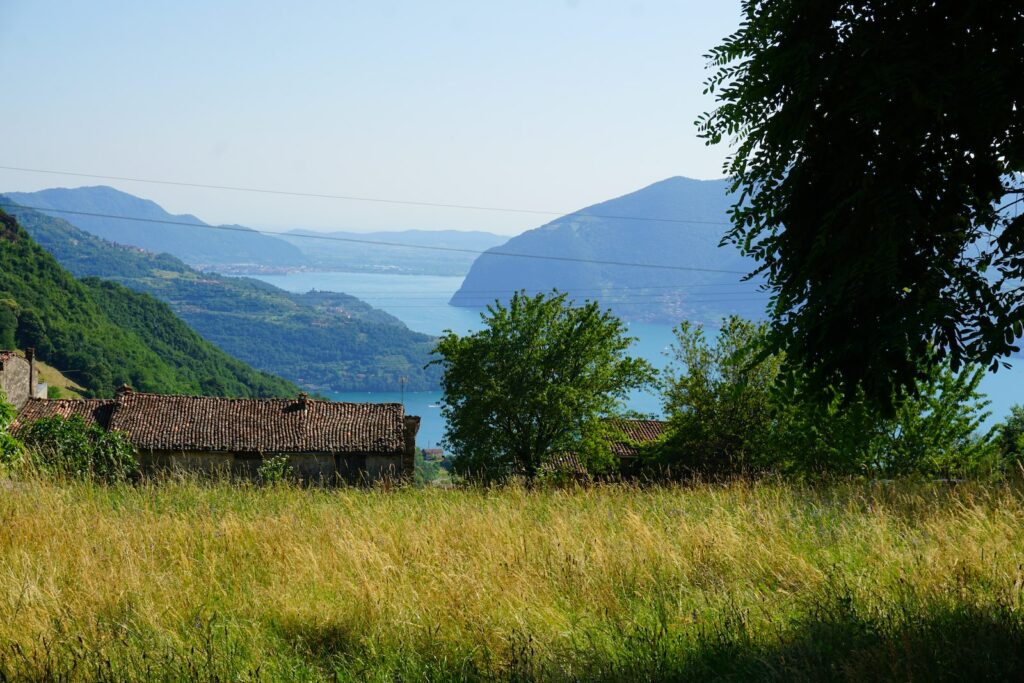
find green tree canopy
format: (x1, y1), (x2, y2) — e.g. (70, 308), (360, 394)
(699, 1), (1024, 409)
(658, 317), (997, 478)
(431, 291), (654, 482)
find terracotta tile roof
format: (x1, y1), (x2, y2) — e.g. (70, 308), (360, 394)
(544, 419), (668, 477)
(607, 419), (667, 458)
(0, 350), (19, 362)
(107, 392), (406, 454)
(12, 398), (117, 433)
(541, 452), (588, 477)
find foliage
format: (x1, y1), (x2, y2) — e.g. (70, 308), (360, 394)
(6, 203), (442, 392)
(658, 317), (782, 475)
(257, 454), (292, 485)
(997, 405), (1024, 470)
(698, 2), (1024, 410)
(656, 317), (997, 477)
(1, 479), (1024, 679)
(0, 208), (297, 398)
(19, 415), (138, 482)
(0, 298), (17, 349)
(0, 391), (23, 468)
(413, 449), (444, 486)
(432, 291), (654, 482)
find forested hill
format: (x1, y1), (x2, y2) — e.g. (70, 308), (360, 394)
(451, 177), (770, 324)
(3, 203), (442, 392)
(4, 185), (308, 270)
(0, 209), (298, 398)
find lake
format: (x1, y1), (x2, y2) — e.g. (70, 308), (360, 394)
(254, 271), (1023, 449)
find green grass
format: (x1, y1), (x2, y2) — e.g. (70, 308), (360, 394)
(1, 477), (1023, 680)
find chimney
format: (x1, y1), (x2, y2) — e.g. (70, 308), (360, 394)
(116, 384), (133, 397)
(297, 392), (309, 409)
(25, 347), (35, 400)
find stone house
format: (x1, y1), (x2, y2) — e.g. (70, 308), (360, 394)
(15, 388), (419, 483)
(0, 349), (46, 410)
(608, 418), (668, 473)
(545, 418), (668, 477)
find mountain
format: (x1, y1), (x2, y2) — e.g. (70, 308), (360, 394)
(3, 186), (308, 270)
(2, 202), (442, 392)
(451, 177), (770, 324)
(0, 209), (298, 398)
(281, 229), (507, 276)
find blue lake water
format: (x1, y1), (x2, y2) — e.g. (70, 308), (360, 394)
(254, 271), (1023, 449)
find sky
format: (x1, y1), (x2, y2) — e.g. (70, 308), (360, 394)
(0, 1), (741, 235)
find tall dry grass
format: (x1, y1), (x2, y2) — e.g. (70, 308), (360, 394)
(1, 476), (1023, 680)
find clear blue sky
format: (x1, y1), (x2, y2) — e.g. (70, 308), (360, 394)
(0, 1), (741, 235)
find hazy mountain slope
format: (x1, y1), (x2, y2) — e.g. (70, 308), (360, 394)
(0, 209), (298, 398)
(282, 229), (507, 276)
(3, 202), (442, 392)
(451, 177), (769, 324)
(4, 185), (308, 269)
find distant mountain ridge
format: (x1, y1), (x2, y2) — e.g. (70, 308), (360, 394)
(5, 186), (510, 277)
(2, 201), (443, 392)
(451, 177), (769, 324)
(282, 228), (507, 276)
(4, 186), (308, 269)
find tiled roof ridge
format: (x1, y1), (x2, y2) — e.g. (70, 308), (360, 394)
(116, 390), (403, 409)
(108, 392), (405, 453)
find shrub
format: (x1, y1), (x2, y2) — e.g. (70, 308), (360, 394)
(0, 391), (23, 468)
(257, 454), (292, 484)
(19, 415), (138, 482)
(656, 317), (780, 475)
(413, 449), (444, 486)
(997, 405), (1024, 470)
(655, 317), (997, 478)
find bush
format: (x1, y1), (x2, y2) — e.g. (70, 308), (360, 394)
(0, 391), (23, 468)
(997, 405), (1024, 470)
(257, 454), (292, 484)
(655, 317), (997, 478)
(19, 415), (138, 482)
(414, 449), (444, 486)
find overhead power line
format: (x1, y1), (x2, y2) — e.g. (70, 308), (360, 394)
(0, 203), (750, 275)
(0, 165), (731, 227)
(304, 282), (763, 295)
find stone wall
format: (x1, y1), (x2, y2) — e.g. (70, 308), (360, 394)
(138, 449), (403, 484)
(0, 355), (30, 410)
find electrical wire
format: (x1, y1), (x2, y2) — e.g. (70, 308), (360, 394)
(0, 203), (750, 275)
(0, 165), (731, 226)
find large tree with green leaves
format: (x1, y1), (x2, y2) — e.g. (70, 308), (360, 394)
(431, 291), (654, 482)
(699, 2), (1024, 409)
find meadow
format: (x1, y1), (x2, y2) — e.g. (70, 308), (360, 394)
(1, 477), (1023, 681)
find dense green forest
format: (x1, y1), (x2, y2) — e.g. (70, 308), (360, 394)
(3, 203), (442, 392)
(0, 209), (298, 398)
